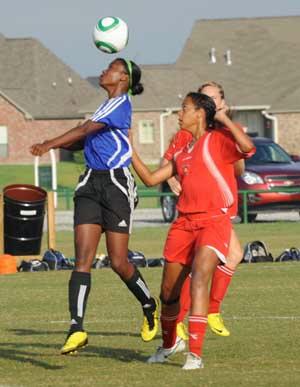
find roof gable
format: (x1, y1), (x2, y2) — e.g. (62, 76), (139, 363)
(0, 35), (99, 119)
(175, 16), (300, 111)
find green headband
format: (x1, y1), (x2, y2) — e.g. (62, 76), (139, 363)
(125, 59), (133, 95)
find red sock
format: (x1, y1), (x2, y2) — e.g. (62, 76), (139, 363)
(161, 313), (178, 349)
(177, 274), (191, 323)
(188, 315), (207, 356)
(208, 265), (234, 314)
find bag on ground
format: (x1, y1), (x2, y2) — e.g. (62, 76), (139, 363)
(42, 249), (74, 270)
(275, 247), (300, 262)
(18, 259), (49, 272)
(128, 250), (147, 267)
(147, 258), (164, 267)
(93, 254), (110, 269)
(242, 241), (273, 263)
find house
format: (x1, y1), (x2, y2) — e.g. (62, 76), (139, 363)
(175, 16), (300, 155)
(1, 15), (300, 165)
(86, 16), (300, 163)
(0, 33), (99, 163)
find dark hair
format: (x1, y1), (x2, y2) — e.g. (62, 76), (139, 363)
(186, 92), (216, 128)
(117, 58), (144, 95)
(198, 81), (225, 99)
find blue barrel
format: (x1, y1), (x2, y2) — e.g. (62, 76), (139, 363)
(4, 184), (47, 255)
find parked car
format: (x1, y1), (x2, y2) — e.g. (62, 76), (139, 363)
(160, 137), (300, 222)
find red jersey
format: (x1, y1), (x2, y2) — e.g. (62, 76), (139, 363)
(164, 128), (255, 216)
(164, 129), (192, 161)
(173, 129), (253, 214)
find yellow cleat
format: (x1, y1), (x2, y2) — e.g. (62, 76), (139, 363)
(208, 313), (230, 337)
(141, 297), (159, 342)
(61, 331), (88, 355)
(176, 322), (189, 341)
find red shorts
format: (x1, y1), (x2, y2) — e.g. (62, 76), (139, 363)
(163, 211), (232, 267)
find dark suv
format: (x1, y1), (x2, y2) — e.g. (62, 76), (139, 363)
(160, 137), (300, 222)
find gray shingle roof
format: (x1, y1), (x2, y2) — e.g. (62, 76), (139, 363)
(175, 16), (300, 112)
(85, 16), (300, 114)
(83, 65), (200, 114)
(0, 35), (99, 119)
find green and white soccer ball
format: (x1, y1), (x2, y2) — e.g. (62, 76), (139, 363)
(93, 16), (129, 54)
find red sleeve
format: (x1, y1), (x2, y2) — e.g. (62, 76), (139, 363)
(218, 130), (256, 163)
(163, 129), (192, 161)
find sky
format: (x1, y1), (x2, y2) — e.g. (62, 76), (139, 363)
(1, 0), (300, 78)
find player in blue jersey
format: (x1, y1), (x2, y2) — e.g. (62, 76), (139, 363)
(30, 58), (159, 354)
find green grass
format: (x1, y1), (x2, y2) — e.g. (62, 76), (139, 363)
(0, 262), (300, 386)
(49, 222), (300, 259)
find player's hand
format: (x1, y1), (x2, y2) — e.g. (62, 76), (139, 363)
(30, 141), (50, 156)
(214, 107), (229, 124)
(167, 176), (182, 196)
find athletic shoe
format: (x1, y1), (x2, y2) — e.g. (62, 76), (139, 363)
(182, 352), (204, 370)
(176, 322), (189, 341)
(147, 337), (186, 363)
(61, 331), (88, 355)
(141, 297), (159, 342)
(207, 313), (230, 337)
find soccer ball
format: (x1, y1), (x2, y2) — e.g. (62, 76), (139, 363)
(93, 16), (129, 54)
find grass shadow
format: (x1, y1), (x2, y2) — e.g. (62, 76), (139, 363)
(0, 344), (63, 370)
(8, 328), (154, 339)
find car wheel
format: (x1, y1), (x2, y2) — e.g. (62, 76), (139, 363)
(238, 211), (257, 223)
(161, 195), (177, 223)
(247, 213), (257, 222)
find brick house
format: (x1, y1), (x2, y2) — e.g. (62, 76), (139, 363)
(0, 33), (99, 163)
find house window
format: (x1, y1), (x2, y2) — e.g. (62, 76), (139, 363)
(0, 126), (8, 157)
(138, 120), (155, 144)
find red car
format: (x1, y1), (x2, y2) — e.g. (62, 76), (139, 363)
(160, 137), (300, 222)
(237, 137), (300, 221)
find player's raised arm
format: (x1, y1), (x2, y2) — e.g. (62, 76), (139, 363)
(30, 120), (105, 156)
(214, 109), (254, 153)
(132, 148), (175, 187)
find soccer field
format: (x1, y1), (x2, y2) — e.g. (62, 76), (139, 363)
(0, 262), (300, 387)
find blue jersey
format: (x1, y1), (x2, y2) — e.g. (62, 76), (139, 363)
(84, 94), (132, 170)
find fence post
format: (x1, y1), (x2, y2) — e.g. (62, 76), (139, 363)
(242, 191), (248, 224)
(0, 193), (3, 254)
(47, 191), (56, 250)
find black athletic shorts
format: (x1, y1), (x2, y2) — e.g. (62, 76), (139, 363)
(73, 167), (138, 234)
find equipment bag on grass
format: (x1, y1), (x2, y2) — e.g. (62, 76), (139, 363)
(42, 249), (74, 270)
(128, 250), (147, 267)
(18, 259), (49, 272)
(242, 241), (273, 263)
(275, 247), (300, 262)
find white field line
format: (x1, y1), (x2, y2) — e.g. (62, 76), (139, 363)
(47, 315), (300, 324)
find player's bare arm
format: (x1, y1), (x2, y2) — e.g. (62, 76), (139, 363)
(234, 159), (245, 177)
(214, 109), (254, 153)
(132, 148), (175, 187)
(30, 120), (105, 156)
(160, 158), (182, 196)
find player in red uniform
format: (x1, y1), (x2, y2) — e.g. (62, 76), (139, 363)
(162, 81), (249, 339)
(132, 92), (255, 369)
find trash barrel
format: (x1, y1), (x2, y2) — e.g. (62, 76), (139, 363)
(3, 184), (47, 255)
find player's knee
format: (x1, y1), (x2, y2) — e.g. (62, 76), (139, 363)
(160, 284), (180, 306)
(160, 293), (180, 306)
(110, 256), (129, 277)
(227, 245), (243, 269)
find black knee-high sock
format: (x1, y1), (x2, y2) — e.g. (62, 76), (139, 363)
(124, 267), (155, 310)
(68, 271), (91, 333)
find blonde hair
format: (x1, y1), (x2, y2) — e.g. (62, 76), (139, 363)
(198, 81), (225, 100)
